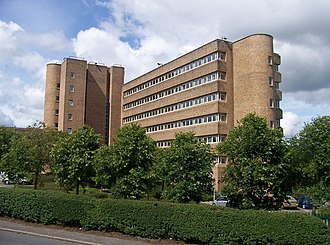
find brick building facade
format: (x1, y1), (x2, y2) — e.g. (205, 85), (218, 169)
(44, 34), (282, 191)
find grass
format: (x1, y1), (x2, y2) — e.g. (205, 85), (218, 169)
(14, 174), (113, 199)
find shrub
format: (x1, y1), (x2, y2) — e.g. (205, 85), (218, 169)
(0, 188), (329, 244)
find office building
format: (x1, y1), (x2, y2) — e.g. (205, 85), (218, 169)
(43, 58), (124, 145)
(44, 34), (282, 191)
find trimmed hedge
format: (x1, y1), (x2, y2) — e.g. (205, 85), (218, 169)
(0, 188), (329, 244)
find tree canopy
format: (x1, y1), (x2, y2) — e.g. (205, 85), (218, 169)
(1, 122), (63, 188)
(52, 125), (99, 194)
(94, 123), (155, 199)
(218, 113), (292, 209)
(289, 116), (330, 201)
(0, 126), (19, 161)
(162, 131), (215, 203)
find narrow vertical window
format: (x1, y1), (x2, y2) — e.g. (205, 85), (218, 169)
(268, 56), (273, 65)
(69, 85), (75, 92)
(219, 51), (226, 61)
(219, 72), (226, 80)
(269, 77), (273, 86)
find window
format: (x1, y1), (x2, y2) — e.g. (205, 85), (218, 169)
(67, 128), (73, 134)
(55, 109), (59, 116)
(55, 96), (59, 102)
(69, 72), (75, 78)
(274, 82), (280, 89)
(275, 100), (280, 108)
(69, 85), (75, 92)
(268, 56), (273, 65)
(219, 156), (227, 164)
(220, 92), (227, 101)
(56, 83), (60, 90)
(270, 121), (274, 128)
(220, 113), (227, 122)
(219, 51), (226, 61)
(68, 100), (73, 107)
(219, 72), (226, 80)
(219, 135), (226, 142)
(269, 77), (273, 86)
(270, 99), (274, 108)
(273, 64), (279, 72)
(275, 120), (280, 127)
(68, 114), (73, 120)
(54, 123), (58, 128)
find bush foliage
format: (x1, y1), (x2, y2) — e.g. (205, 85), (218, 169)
(0, 188), (329, 244)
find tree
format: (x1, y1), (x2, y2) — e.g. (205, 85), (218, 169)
(94, 145), (116, 189)
(218, 113), (292, 209)
(0, 126), (19, 162)
(1, 122), (63, 189)
(52, 125), (99, 194)
(1, 133), (27, 181)
(289, 116), (330, 201)
(162, 131), (215, 203)
(94, 123), (156, 199)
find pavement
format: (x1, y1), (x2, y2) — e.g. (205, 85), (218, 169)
(0, 217), (184, 245)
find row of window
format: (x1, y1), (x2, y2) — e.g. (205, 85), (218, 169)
(123, 92), (227, 124)
(156, 134), (226, 147)
(123, 71), (225, 110)
(123, 51), (226, 98)
(146, 113), (227, 133)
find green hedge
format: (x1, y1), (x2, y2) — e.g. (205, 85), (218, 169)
(0, 188), (329, 244)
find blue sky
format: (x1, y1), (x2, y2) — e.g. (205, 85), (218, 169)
(0, 0), (329, 137)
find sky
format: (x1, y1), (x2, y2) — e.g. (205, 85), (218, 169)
(0, 0), (329, 137)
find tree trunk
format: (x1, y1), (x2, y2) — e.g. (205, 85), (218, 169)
(76, 180), (79, 195)
(34, 172), (38, 190)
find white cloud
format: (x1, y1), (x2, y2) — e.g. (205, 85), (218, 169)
(2, 0), (330, 129)
(0, 20), (24, 63)
(0, 19), (72, 127)
(23, 86), (44, 110)
(28, 31), (73, 52)
(281, 111), (304, 138)
(13, 52), (47, 85)
(0, 109), (15, 127)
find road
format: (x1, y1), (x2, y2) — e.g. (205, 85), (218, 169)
(0, 218), (166, 245)
(0, 230), (85, 245)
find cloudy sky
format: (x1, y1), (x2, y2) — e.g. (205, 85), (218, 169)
(0, 0), (329, 137)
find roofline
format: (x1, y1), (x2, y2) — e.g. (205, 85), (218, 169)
(126, 38), (231, 84)
(233, 33), (273, 44)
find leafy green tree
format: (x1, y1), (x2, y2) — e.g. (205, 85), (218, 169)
(1, 122), (63, 188)
(94, 145), (116, 189)
(289, 116), (330, 201)
(52, 125), (99, 194)
(1, 133), (27, 181)
(95, 123), (155, 199)
(162, 131), (215, 203)
(151, 147), (170, 199)
(218, 113), (292, 209)
(0, 126), (19, 162)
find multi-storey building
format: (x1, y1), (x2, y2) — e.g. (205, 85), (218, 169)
(44, 34), (282, 191)
(43, 58), (124, 145)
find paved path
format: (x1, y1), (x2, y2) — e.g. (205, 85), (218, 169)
(0, 218), (181, 245)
